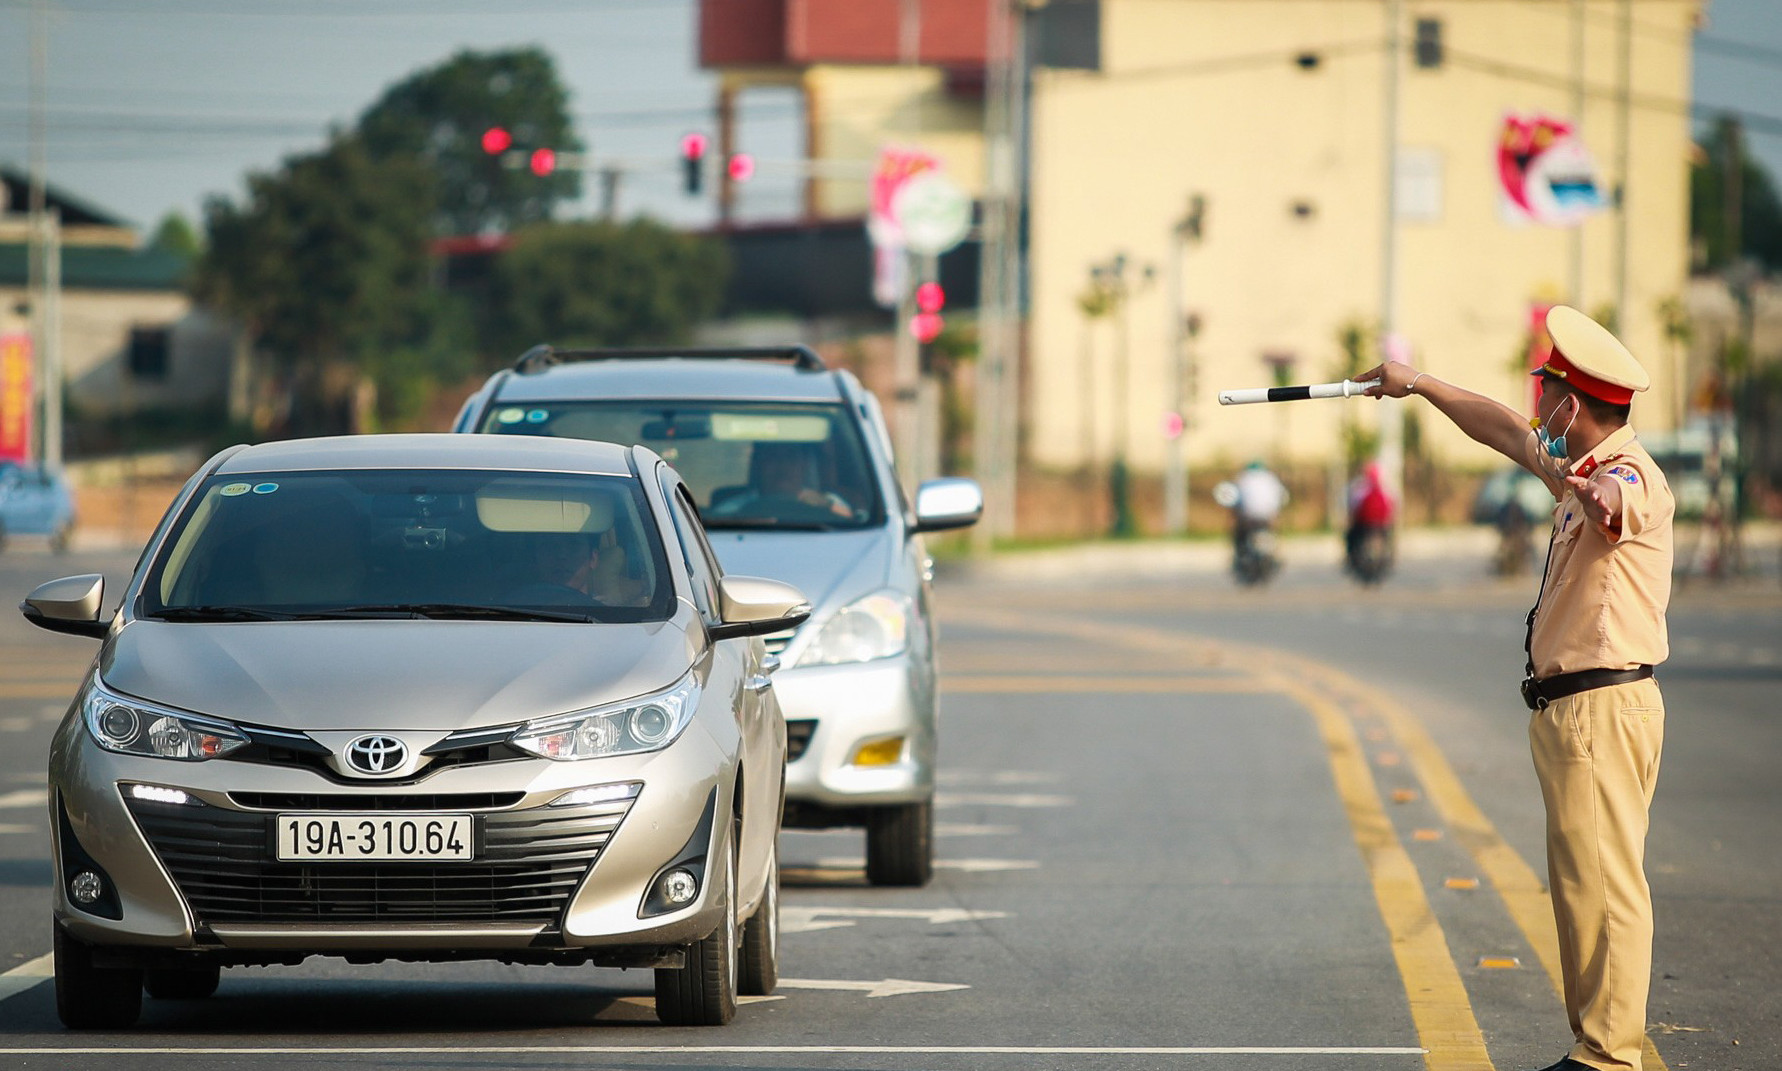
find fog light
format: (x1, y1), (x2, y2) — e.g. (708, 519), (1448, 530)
(850, 735), (905, 766)
(69, 870), (104, 905)
(661, 868), (698, 905)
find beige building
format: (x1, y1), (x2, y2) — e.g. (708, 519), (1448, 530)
(698, 0), (1701, 484)
(1029, 0), (1698, 477)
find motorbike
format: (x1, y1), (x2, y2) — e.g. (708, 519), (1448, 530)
(1345, 522), (1394, 585)
(1233, 522), (1282, 586)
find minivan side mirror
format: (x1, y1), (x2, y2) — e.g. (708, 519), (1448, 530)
(708, 575), (811, 641)
(21, 574), (109, 639)
(911, 477), (984, 533)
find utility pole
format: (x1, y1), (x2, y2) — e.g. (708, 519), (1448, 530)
(973, 0), (1025, 551)
(1164, 194), (1205, 536)
(1612, 0), (1633, 325)
(28, 0), (62, 470)
(1377, 0), (1405, 497)
(1568, 0), (1586, 307)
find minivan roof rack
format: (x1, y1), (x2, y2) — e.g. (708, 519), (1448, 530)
(512, 345), (827, 375)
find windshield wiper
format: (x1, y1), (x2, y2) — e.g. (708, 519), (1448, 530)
(149, 606), (299, 622)
(301, 603), (595, 623)
(703, 518), (843, 532)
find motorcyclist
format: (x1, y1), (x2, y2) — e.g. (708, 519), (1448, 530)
(1344, 460), (1397, 580)
(1215, 461), (1288, 583)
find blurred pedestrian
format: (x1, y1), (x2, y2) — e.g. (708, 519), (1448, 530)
(1363, 305), (1673, 1071)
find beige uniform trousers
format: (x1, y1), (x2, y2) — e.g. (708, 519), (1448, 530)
(1529, 677), (1665, 1071)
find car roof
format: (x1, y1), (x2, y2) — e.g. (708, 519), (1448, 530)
(212, 434), (638, 476)
(490, 358), (847, 404)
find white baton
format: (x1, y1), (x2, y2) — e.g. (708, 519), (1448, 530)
(1217, 379), (1381, 406)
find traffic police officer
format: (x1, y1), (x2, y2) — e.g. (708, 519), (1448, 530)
(1363, 305), (1673, 1071)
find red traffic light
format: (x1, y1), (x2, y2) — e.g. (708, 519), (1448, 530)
(481, 127), (512, 154)
(529, 148), (557, 176)
(915, 281), (945, 314)
(909, 311), (944, 343)
(680, 132), (709, 160)
(726, 153), (755, 183)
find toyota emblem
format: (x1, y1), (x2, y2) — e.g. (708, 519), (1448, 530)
(345, 735), (407, 776)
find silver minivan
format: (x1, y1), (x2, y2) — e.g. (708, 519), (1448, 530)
(455, 347), (982, 885)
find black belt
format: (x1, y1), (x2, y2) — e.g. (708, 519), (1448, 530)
(1520, 665), (1654, 710)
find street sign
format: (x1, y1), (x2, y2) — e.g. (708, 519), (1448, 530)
(893, 171), (972, 255)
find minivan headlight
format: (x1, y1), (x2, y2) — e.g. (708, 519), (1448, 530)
(81, 677), (248, 762)
(796, 591), (910, 667)
(510, 674), (699, 761)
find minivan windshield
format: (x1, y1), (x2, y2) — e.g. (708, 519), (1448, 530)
(141, 469), (674, 623)
(480, 401), (885, 532)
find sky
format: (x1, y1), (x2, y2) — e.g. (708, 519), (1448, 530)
(0, 0), (1779, 237)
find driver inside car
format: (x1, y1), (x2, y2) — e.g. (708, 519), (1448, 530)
(709, 442), (853, 520)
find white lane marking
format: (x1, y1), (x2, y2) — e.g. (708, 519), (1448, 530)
(935, 822), (1019, 836)
(935, 791), (1072, 808)
(0, 1046), (1428, 1056)
(0, 823), (36, 833)
(0, 954), (53, 1002)
(936, 769), (1058, 786)
(781, 906), (1009, 934)
(818, 856), (1038, 874)
(0, 717), (31, 732)
(615, 995), (784, 1008)
(1748, 648), (1774, 665)
(777, 977), (970, 998)
(0, 789), (45, 809)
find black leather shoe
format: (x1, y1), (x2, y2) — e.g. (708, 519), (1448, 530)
(1530, 1059), (1593, 1071)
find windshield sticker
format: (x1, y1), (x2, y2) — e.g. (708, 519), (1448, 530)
(219, 482), (252, 497)
(496, 408), (526, 424)
(251, 482), (280, 495)
(526, 409), (549, 423)
(711, 413), (829, 442)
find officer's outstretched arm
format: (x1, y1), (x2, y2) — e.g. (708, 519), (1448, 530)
(1361, 365), (1529, 465)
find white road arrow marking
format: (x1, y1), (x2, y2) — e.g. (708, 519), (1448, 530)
(777, 977), (969, 998)
(781, 906), (1009, 935)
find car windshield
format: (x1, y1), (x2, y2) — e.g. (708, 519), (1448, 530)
(480, 400), (885, 531)
(141, 469), (675, 623)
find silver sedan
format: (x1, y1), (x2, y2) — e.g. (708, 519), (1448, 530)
(23, 434), (806, 1029)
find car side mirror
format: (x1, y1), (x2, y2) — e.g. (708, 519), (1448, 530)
(911, 477), (984, 533)
(708, 575), (811, 641)
(21, 574), (109, 639)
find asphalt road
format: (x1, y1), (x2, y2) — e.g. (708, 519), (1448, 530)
(0, 543), (1775, 1071)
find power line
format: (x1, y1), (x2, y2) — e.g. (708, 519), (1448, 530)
(1695, 33), (1782, 72)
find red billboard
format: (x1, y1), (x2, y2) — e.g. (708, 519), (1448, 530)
(0, 333), (32, 463)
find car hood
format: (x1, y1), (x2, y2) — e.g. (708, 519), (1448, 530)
(99, 617), (699, 732)
(704, 528), (893, 611)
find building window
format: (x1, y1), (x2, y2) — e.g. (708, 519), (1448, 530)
(128, 326), (172, 380)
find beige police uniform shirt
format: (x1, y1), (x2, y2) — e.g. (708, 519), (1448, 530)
(1523, 424), (1674, 679)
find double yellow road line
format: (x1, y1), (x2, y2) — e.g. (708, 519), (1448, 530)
(945, 607), (1667, 1071)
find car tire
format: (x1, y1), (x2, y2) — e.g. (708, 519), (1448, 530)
(738, 840), (778, 996)
(54, 924), (142, 1029)
(865, 799), (932, 887)
(653, 840), (738, 1025)
(144, 964), (220, 1000)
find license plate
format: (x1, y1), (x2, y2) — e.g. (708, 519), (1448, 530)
(275, 813), (473, 862)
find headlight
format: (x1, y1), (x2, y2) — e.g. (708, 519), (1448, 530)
(81, 677), (248, 762)
(510, 674), (699, 761)
(796, 591), (910, 667)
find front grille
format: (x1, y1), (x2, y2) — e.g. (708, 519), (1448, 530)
(786, 719), (818, 762)
(124, 793), (633, 925)
(230, 792), (525, 811)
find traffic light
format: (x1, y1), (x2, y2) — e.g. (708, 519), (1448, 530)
(680, 133), (708, 196)
(529, 148), (557, 176)
(911, 281), (946, 342)
(915, 282), (945, 314)
(726, 152), (755, 184)
(481, 127), (511, 154)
